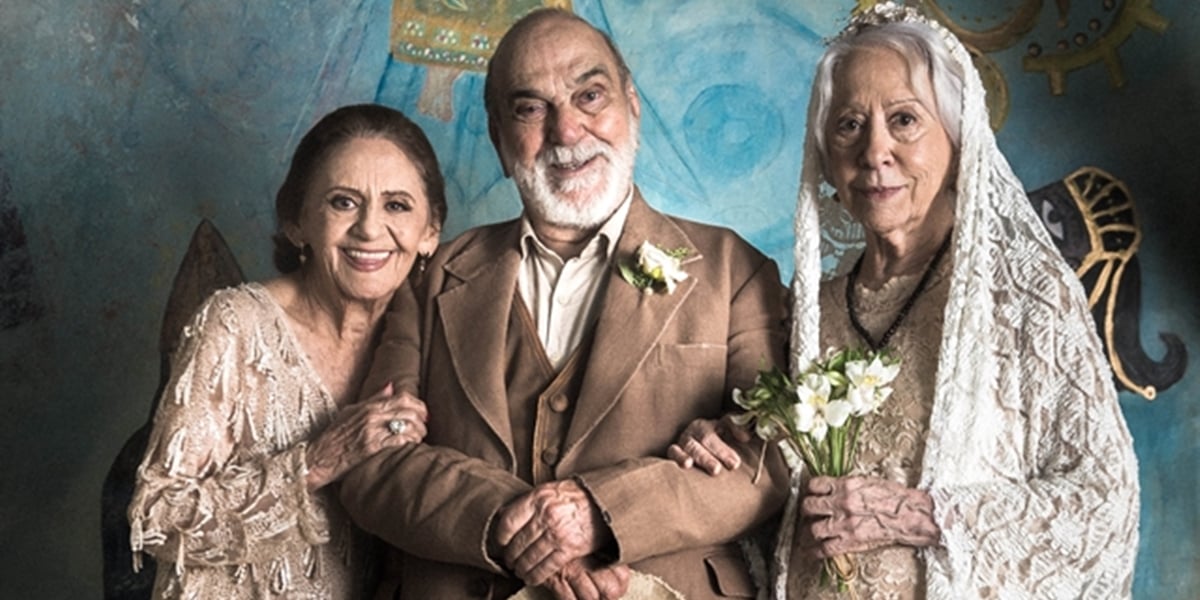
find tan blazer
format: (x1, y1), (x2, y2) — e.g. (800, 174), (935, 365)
(342, 192), (789, 599)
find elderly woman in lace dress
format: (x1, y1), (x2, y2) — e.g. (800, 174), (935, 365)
(128, 104), (445, 598)
(671, 4), (1139, 598)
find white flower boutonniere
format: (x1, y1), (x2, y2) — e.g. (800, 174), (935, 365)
(619, 240), (690, 295)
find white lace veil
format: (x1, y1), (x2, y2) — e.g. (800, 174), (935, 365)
(775, 2), (1129, 596)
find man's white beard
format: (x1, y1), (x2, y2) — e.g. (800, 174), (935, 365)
(513, 121), (639, 231)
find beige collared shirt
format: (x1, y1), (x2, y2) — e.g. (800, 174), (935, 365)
(518, 194), (632, 370)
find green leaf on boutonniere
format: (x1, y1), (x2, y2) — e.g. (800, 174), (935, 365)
(620, 241), (691, 295)
(618, 262), (656, 292)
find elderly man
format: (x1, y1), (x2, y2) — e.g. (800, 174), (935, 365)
(340, 8), (788, 599)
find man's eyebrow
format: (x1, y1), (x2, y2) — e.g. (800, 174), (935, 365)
(574, 65), (611, 86)
(508, 88), (541, 102)
(504, 65), (614, 103)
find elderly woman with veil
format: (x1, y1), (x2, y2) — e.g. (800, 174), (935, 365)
(670, 3), (1140, 598)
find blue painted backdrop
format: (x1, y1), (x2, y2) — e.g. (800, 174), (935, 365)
(1, 1), (1196, 597)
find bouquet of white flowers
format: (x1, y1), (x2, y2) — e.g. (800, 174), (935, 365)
(732, 347), (900, 593)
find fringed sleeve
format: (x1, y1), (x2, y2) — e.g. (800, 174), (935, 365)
(128, 288), (331, 574)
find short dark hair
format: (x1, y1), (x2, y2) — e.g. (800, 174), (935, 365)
(482, 9), (632, 125)
(271, 104), (447, 273)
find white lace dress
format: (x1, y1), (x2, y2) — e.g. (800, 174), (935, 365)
(787, 250), (1139, 598)
(128, 284), (372, 599)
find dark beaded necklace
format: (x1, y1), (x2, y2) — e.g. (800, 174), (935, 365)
(846, 230), (953, 352)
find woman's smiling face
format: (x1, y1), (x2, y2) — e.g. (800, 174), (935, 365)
(292, 136), (439, 304)
(823, 45), (955, 241)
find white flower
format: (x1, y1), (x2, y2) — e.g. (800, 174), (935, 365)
(824, 399), (853, 428)
(844, 384), (874, 416)
(733, 348), (902, 481)
(794, 373), (834, 441)
(795, 372), (832, 407)
(636, 241), (689, 294)
(791, 402), (817, 434)
(792, 400), (829, 442)
(846, 355), (900, 389)
(844, 355), (899, 415)
(810, 415), (829, 443)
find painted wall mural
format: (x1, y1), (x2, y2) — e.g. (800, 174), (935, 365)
(1027, 167), (1187, 399)
(391, 0), (571, 121)
(1, 1), (1196, 598)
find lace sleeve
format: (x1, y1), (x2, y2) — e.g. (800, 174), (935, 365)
(925, 287), (1140, 598)
(128, 290), (330, 572)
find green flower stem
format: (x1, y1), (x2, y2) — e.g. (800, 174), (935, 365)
(829, 427), (845, 476)
(775, 420), (823, 477)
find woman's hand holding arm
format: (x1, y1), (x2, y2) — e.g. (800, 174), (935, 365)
(304, 382), (428, 490)
(666, 416), (751, 475)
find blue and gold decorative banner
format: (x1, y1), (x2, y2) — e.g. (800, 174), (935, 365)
(391, 0), (573, 71)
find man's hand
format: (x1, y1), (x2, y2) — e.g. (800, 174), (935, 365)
(800, 475), (940, 557)
(541, 557), (630, 600)
(494, 479), (611, 586)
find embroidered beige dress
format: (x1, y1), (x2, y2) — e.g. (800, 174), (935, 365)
(787, 258), (950, 600)
(129, 284), (372, 599)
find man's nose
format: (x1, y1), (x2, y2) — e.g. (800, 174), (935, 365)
(548, 108), (585, 146)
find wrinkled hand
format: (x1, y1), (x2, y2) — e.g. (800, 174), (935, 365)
(799, 476), (940, 558)
(667, 415), (751, 475)
(541, 557), (630, 600)
(494, 479), (609, 586)
(304, 383), (428, 490)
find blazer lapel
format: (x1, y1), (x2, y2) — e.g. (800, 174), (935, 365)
(435, 224), (522, 453)
(562, 192), (701, 460)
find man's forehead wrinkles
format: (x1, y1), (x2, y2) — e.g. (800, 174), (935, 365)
(504, 63), (613, 103)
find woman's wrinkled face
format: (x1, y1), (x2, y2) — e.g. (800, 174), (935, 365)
(823, 46), (955, 240)
(290, 136), (439, 304)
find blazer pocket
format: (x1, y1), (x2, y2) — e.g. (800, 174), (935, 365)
(704, 550), (756, 598)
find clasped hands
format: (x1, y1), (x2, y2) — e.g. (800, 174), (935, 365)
(492, 479), (629, 600)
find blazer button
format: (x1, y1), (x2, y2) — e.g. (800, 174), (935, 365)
(541, 448), (559, 466)
(548, 394), (569, 413)
(468, 577), (491, 597)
